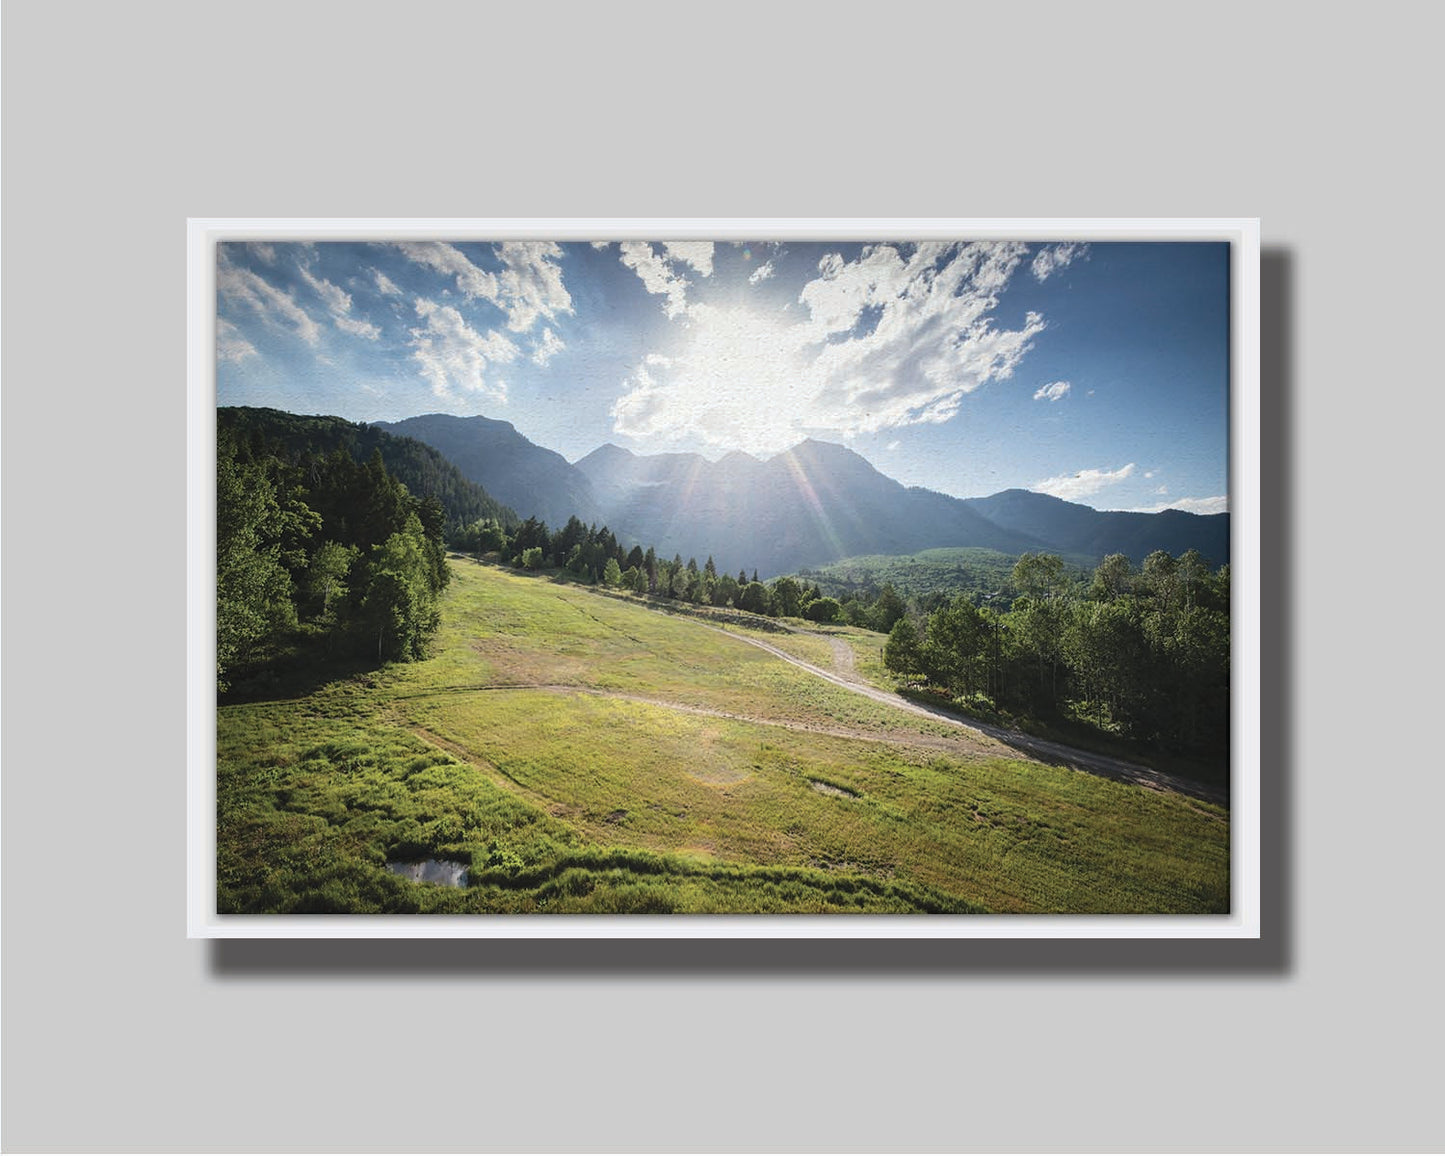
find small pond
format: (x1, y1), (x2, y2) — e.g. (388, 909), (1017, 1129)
(386, 858), (469, 887)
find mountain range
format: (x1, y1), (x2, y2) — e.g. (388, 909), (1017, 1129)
(372, 412), (1229, 577)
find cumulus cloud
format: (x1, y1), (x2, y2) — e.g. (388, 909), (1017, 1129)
(493, 241), (573, 332)
(531, 327), (565, 367)
(748, 259), (776, 285)
(372, 268), (403, 297)
(217, 318), (258, 362)
(217, 256), (320, 346)
(394, 241), (499, 301)
(618, 241), (695, 319)
(1031, 242), (1088, 281)
(393, 241), (572, 332)
(663, 241), (714, 277)
(408, 297), (517, 401)
(297, 263), (381, 340)
(611, 241), (1049, 453)
(1033, 380), (1071, 402)
(1133, 494), (1229, 515)
(802, 241), (1046, 433)
(1033, 463), (1137, 501)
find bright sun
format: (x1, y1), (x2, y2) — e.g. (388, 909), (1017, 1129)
(612, 303), (820, 458)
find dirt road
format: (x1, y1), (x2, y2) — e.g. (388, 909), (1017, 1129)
(709, 625), (1229, 808)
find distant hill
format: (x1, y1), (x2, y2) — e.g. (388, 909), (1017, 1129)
(963, 489), (1230, 568)
(217, 407), (516, 531)
(793, 547), (1034, 605)
(376, 413), (601, 529)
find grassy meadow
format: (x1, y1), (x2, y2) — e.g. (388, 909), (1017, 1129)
(218, 560), (1229, 915)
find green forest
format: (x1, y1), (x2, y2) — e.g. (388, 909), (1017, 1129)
(217, 430), (451, 690)
(883, 550), (1230, 767)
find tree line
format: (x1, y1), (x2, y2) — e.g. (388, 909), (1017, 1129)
(883, 550), (1229, 756)
(455, 513), (912, 628)
(217, 432), (450, 691)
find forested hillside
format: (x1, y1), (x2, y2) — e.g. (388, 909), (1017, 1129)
(795, 547), (1050, 609)
(218, 407), (517, 536)
(217, 425), (451, 692)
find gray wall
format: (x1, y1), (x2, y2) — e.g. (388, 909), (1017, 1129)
(4, 2), (1440, 1151)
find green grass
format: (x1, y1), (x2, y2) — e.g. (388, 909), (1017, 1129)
(217, 559), (1229, 915)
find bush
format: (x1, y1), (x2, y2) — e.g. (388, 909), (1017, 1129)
(803, 597), (841, 623)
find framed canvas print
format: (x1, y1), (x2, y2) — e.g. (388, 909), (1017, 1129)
(188, 219), (1259, 938)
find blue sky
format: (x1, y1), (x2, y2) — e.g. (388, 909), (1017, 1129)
(216, 238), (1229, 513)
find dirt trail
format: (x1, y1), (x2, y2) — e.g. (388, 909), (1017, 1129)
(701, 625), (1228, 808)
(825, 636), (858, 678)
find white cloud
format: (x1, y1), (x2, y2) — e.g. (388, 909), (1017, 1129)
(371, 268), (403, 297)
(393, 241), (572, 333)
(885, 440), (900, 451)
(298, 264), (381, 340)
(217, 318), (258, 362)
(408, 297), (517, 401)
(217, 257), (321, 346)
(748, 259), (776, 285)
(493, 241), (573, 332)
(394, 241), (499, 301)
(803, 242), (1045, 433)
(663, 241), (714, 277)
(531, 326), (565, 367)
(1033, 380), (1071, 402)
(1133, 495), (1229, 515)
(1031, 242), (1088, 281)
(610, 241), (1050, 454)
(1033, 463), (1137, 501)
(618, 241), (694, 319)
(247, 242), (278, 265)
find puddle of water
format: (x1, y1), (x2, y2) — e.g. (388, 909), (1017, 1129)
(386, 858), (469, 887)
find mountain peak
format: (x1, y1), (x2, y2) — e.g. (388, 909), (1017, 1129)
(776, 437), (867, 461)
(575, 442), (634, 466)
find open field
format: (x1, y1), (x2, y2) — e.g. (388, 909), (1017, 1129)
(218, 560), (1229, 914)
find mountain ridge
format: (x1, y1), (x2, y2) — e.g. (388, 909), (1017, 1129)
(376, 413), (603, 528)
(244, 406), (1229, 575)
